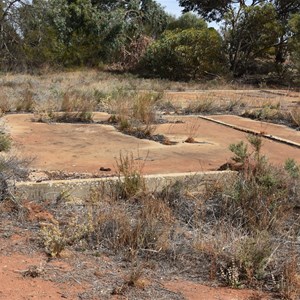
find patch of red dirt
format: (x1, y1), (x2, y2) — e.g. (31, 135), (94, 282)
(0, 253), (85, 299)
(165, 280), (271, 300)
(22, 200), (56, 223)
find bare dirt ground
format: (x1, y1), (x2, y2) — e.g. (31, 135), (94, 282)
(3, 113), (299, 177)
(0, 219), (271, 300)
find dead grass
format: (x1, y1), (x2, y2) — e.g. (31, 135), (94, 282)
(104, 91), (176, 144)
(289, 107), (300, 128)
(16, 88), (35, 112)
(115, 152), (146, 200)
(0, 96), (11, 114)
(184, 120), (201, 143)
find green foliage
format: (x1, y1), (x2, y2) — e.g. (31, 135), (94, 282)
(228, 135), (296, 231)
(289, 13), (300, 76)
(284, 158), (300, 179)
(237, 231), (272, 280)
(224, 3), (283, 75)
(1, 0), (169, 69)
(229, 141), (248, 164)
(1, 0), (300, 80)
(0, 1), (24, 70)
(178, 0), (231, 22)
(140, 27), (225, 80)
(179, 0), (300, 79)
(167, 12), (207, 30)
(0, 133), (11, 152)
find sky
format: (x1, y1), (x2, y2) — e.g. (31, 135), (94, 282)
(156, 0), (219, 29)
(156, 0), (183, 17)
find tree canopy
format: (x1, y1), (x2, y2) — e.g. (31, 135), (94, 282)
(0, 0), (299, 83)
(179, 0), (300, 78)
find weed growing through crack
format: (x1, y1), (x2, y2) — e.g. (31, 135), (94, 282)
(132, 92), (161, 124)
(182, 95), (247, 115)
(184, 120), (201, 143)
(115, 152), (145, 200)
(106, 92), (174, 144)
(241, 104), (300, 130)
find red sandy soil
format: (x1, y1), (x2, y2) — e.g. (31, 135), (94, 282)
(0, 231), (272, 300)
(0, 246), (269, 299)
(0, 237), (85, 300)
(165, 280), (271, 300)
(3, 113), (300, 175)
(0, 252), (267, 300)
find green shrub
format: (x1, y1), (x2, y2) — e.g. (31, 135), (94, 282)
(284, 158), (300, 179)
(140, 27), (226, 80)
(226, 135), (295, 231)
(0, 133), (11, 152)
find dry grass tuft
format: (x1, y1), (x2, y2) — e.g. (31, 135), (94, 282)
(16, 88), (35, 112)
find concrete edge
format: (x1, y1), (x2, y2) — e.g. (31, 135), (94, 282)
(10, 171), (237, 202)
(198, 115), (300, 149)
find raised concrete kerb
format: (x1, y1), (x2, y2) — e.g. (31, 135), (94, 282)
(198, 116), (300, 149)
(11, 171), (237, 202)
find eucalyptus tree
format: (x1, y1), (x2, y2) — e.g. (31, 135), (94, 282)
(140, 24), (225, 80)
(166, 12), (207, 30)
(0, 0), (26, 70)
(178, 0), (300, 77)
(289, 13), (300, 75)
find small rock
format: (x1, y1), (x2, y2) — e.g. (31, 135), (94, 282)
(99, 167), (111, 172)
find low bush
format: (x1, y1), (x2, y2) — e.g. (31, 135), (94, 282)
(0, 133), (11, 152)
(226, 134), (297, 231)
(140, 27), (226, 80)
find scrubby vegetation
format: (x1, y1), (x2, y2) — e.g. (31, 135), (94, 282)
(0, 141), (295, 298)
(1, 1), (300, 84)
(0, 96), (299, 298)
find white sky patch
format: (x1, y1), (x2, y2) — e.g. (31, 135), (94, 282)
(156, 0), (219, 30)
(156, 0), (183, 17)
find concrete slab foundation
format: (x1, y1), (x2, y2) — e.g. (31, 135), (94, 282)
(11, 171), (237, 202)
